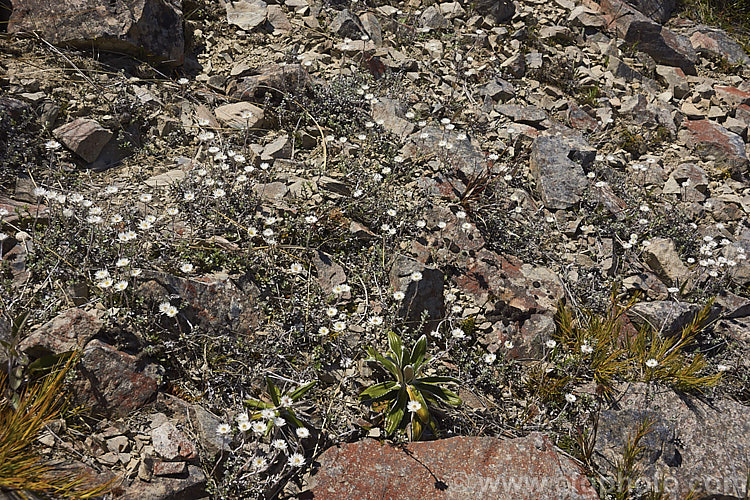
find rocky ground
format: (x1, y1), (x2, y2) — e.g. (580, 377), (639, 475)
(1, 0), (750, 498)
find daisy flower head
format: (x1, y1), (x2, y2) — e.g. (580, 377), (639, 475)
(98, 278), (114, 289)
(137, 219), (153, 230)
(94, 270), (110, 280)
(252, 421), (267, 435)
(326, 307), (338, 317)
(368, 316), (384, 326)
(410, 271), (422, 282)
(289, 453), (305, 467)
(290, 263), (304, 274)
(305, 215), (318, 224)
(238, 420), (252, 432)
(565, 393), (577, 403)
(116, 258), (130, 267)
(271, 439), (287, 450)
(166, 207), (179, 216)
(483, 352), (496, 364)
(545, 339), (557, 349)
(407, 400), (422, 413)
(113, 280), (128, 292)
(645, 358), (659, 368)
(252, 456), (267, 469)
(280, 395), (293, 407)
(180, 263), (194, 273)
(217, 423), (231, 435)
(236, 413), (249, 423)
(581, 343), (594, 354)
(183, 192), (195, 202)
(261, 408), (276, 419)
(333, 321), (346, 332)
(451, 328), (466, 339)
(274, 417), (286, 427)
(504, 340), (514, 349)
(139, 193), (153, 203)
(296, 427), (310, 439)
(393, 291), (406, 301)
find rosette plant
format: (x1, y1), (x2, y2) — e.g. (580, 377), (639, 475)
(360, 332), (461, 440)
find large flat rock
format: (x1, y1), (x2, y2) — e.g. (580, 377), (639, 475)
(303, 435), (598, 499)
(8, 0), (184, 65)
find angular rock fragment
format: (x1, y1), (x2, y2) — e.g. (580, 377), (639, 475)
(678, 119), (748, 176)
(223, 0), (267, 31)
(529, 135), (589, 210)
(53, 118), (113, 163)
(214, 102), (264, 129)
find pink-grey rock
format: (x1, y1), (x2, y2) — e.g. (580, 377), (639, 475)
(151, 421), (198, 461)
(119, 464), (205, 500)
(214, 102), (264, 129)
(627, 0), (675, 23)
(53, 118), (113, 163)
(714, 85), (750, 108)
(73, 339), (161, 417)
(678, 119), (748, 176)
(8, 0), (184, 65)
(596, 383), (750, 499)
(303, 435), (598, 499)
(229, 64), (311, 102)
(689, 26), (750, 66)
(19, 307), (103, 358)
(223, 0), (267, 30)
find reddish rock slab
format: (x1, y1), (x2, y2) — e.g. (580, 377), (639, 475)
(53, 118), (112, 163)
(8, 0), (184, 65)
(151, 421), (198, 461)
(678, 119), (748, 176)
(73, 339), (160, 417)
(714, 86), (750, 108)
(302, 435), (598, 500)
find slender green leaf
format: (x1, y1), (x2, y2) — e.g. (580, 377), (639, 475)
(289, 380), (316, 401)
(266, 377), (281, 406)
(417, 376), (460, 384)
(414, 382), (462, 406)
(245, 398), (273, 410)
(360, 381), (398, 399)
(409, 335), (427, 369)
(385, 388), (407, 434)
(387, 331), (404, 366)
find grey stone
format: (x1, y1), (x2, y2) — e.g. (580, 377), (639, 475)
(8, 0), (185, 65)
(418, 5), (448, 30)
(596, 383), (750, 500)
(372, 98), (414, 139)
(655, 65), (689, 98)
(494, 104), (547, 125)
(628, 301), (702, 336)
(19, 307), (103, 358)
(474, 0), (515, 23)
(151, 421), (198, 461)
(330, 9), (362, 38)
(224, 0), (267, 31)
(529, 135), (589, 210)
(389, 256), (444, 331)
(678, 119), (748, 177)
(642, 238), (690, 287)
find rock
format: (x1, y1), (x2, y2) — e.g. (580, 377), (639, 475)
(600, 0), (696, 74)
(303, 435), (598, 499)
(627, 0), (675, 23)
(500, 52), (526, 78)
(312, 251), (348, 296)
(529, 135), (589, 210)
(261, 134), (291, 160)
(330, 9), (362, 38)
(8, 0), (184, 65)
(389, 256), (444, 330)
(188, 405), (229, 457)
(139, 271), (263, 334)
(655, 65), (689, 99)
(607, 56), (643, 82)
(494, 104), (547, 126)
(439, 2), (466, 20)
(119, 464), (206, 500)
(454, 250), (564, 319)
(223, 0), (267, 31)
(359, 12), (383, 47)
(73, 340), (160, 417)
(266, 5), (291, 33)
(53, 118), (113, 163)
(418, 5), (448, 30)
(689, 26), (750, 66)
(481, 79), (515, 102)
(714, 85), (750, 108)
(151, 421), (198, 461)
(474, 0), (515, 23)
(153, 460), (188, 476)
(230, 64), (311, 102)
(678, 119), (748, 177)
(595, 383), (750, 499)
(568, 5), (606, 29)
(214, 102), (264, 130)
(628, 301), (702, 336)
(642, 238), (690, 287)
(371, 98), (414, 139)
(19, 307), (103, 358)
